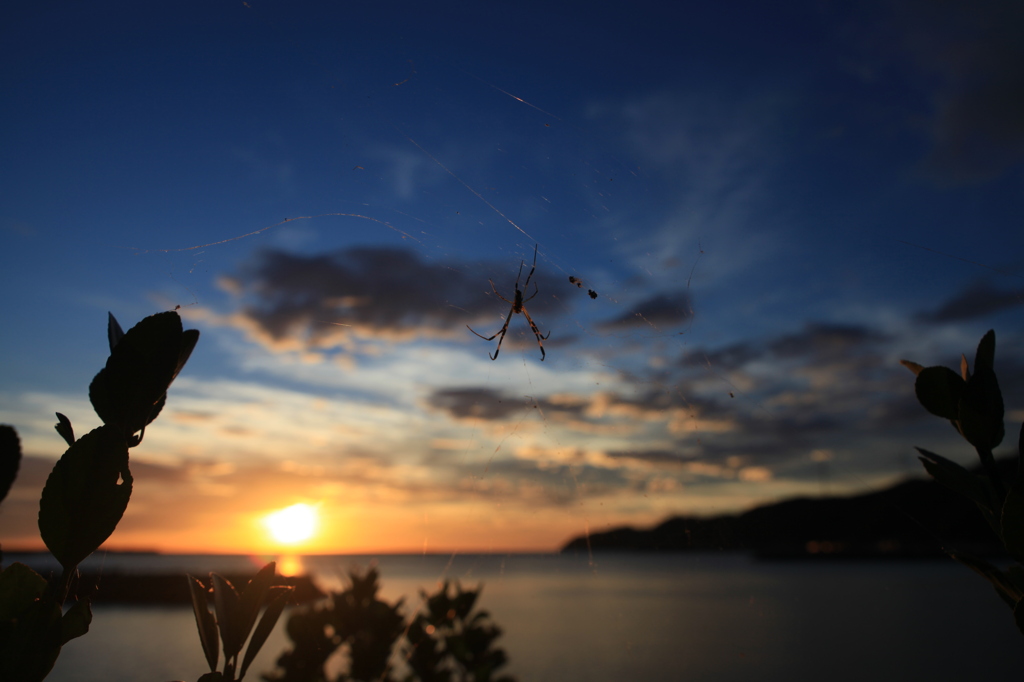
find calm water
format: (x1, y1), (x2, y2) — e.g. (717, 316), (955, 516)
(8, 552), (1023, 682)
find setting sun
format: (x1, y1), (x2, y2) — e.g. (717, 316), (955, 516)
(264, 503), (318, 545)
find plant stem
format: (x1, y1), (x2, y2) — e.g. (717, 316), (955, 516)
(43, 565), (76, 608)
(55, 567), (75, 607)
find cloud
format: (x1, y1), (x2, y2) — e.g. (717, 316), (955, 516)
(427, 388), (637, 436)
(606, 449), (692, 466)
(475, 456), (631, 505)
(422, 318), (935, 488)
(766, 323), (891, 363)
(643, 321), (937, 473)
(427, 384), (719, 430)
(682, 342), (759, 372)
(428, 388), (525, 421)
(220, 247), (477, 340)
(683, 323), (890, 376)
(916, 281), (1024, 322)
(213, 246), (567, 355)
(597, 291), (693, 330)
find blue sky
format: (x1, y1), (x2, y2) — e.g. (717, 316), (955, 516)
(1, 0), (1023, 553)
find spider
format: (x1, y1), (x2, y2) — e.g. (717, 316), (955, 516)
(467, 244), (550, 361)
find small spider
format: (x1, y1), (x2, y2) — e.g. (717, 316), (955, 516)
(468, 244), (550, 361)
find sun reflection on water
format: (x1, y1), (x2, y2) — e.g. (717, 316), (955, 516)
(276, 554), (304, 577)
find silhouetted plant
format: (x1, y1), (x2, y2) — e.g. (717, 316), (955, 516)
(264, 567), (515, 682)
(0, 311), (198, 681)
(0, 425), (21, 506)
(184, 562), (294, 682)
(902, 329), (1024, 634)
(0, 311), (515, 682)
(405, 579), (513, 682)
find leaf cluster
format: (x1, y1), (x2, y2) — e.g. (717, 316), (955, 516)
(185, 562), (294, 682)
(0, 311), (198, 682)
(405, 580), (513, 682)
(264, 567), (515, 682)
(903, 330), (1024, 634)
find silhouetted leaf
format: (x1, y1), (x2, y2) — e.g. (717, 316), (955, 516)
(235, 562), (277, 655)
(951, 551), (1022, 608)
(0, 564), (63, 682)
(914, 366), (965, 421)
(958, 367), (1004, 450)
(0, 425), (21, 506)
(974, 329), (996, 374)
(452, 585), (479, 620)
(107, 312), (125, 351)
(239, 585), (293, 679)
(958, 401), (1003, 451)
(54, 413), (74, 447)
(212, 573), (244, 659)
(0, 562), (47, 617)
(941, 331), (1005, 450)
(189, 575), (219, 672)
(1018, 422), (1024, 478)
(38, 425), (132, 570)
(89, 311), (199, 446)
(59, 598), (91, 644)
(917, 448), (993, 514)
(899, 359), (924, 376)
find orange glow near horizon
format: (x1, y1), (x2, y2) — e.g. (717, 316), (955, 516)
(1, 498), (632, 555)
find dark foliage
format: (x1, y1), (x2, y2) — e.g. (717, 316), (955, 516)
(0, 424), (22, 506)
(264, 568), (515, 682)
(0, 311), (198, 682)
(902, 331), (1024, 635)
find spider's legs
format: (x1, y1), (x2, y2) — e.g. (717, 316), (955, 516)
(523, 280), (540, 303)
(466, 324), (498, 341)
(468, 244), (547, 361)
(521, 307), (549, 361)
(466, 306), (516, 359)
(488, 279), (512, 303)
(487, 307), (517, 360)
(521, 244), (539, 289)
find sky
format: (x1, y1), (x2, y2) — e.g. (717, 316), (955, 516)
(1, 0), (1023, 554)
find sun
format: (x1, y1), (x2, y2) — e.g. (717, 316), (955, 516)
(263, 503), (318, 545)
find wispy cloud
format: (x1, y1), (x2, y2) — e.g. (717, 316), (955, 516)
(916, 281), (1024, 322)
(592, 89), (792, 284)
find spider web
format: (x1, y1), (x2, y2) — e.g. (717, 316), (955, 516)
(96, 5), (734, 559)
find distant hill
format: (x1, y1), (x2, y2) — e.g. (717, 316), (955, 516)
(561, 466), (1014, 558)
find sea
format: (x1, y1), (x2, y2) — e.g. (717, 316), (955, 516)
(6, 551), (1023, 682)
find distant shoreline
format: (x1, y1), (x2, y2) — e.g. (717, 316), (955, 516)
(559, 469), (1010, 559)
